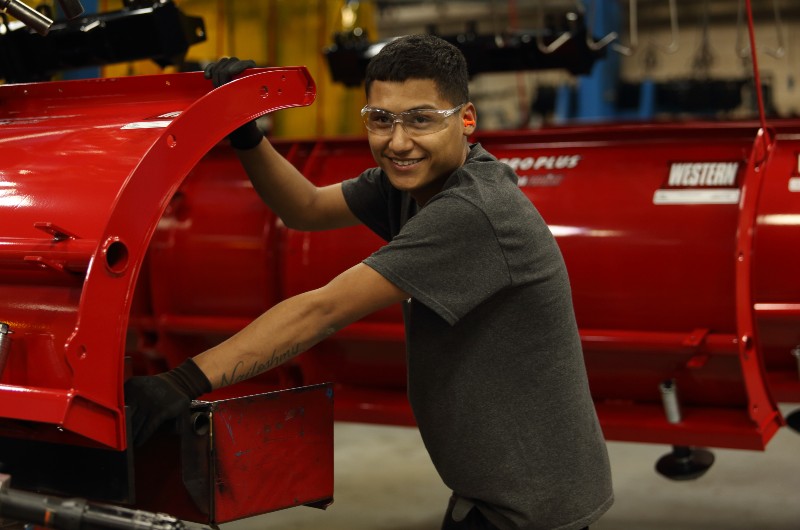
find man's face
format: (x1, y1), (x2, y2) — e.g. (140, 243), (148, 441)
(365, 79), (476, 206)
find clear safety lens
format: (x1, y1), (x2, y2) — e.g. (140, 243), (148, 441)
(361, 104), (464, 137)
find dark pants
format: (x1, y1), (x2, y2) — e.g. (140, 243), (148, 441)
(440, 496), (498, 530)
(440, 495), (588, 530)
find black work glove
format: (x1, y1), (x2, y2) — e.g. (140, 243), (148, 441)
(124, 359), (212, 447)
(203, 57), (264, 150)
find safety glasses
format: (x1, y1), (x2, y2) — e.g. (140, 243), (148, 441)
(360, 104), (464, 137)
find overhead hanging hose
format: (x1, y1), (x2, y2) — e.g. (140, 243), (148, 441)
(744, 0), (771, 144)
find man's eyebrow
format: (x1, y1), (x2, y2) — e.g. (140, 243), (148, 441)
(388, 106), (440, 114)
(367, 105), (439, 113)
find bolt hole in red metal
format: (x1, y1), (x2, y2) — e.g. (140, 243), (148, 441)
(103, 239), (129, 275)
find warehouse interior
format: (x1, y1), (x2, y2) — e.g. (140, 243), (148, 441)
(1, 1), (800, 529)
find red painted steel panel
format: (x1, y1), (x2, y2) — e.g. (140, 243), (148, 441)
(751, 134), (800, 401)
(133, 385), (334, 525)
(207, 385), (334, 523)
(0, 68), (316, 450)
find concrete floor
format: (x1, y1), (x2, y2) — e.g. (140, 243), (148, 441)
(222, 405), (800, 530)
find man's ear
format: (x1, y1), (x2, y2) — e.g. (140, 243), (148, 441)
(462, 104), (477, 135)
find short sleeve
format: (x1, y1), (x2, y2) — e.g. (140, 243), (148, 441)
(343, 169), (420, 243)
(341, 168), (394, 241)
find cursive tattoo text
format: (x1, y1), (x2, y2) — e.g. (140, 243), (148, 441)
(219, 343), (301, 387)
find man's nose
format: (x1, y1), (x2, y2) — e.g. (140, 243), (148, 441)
(389, 119), (413, 149)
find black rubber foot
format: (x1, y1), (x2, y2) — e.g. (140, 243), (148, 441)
(655, 445), (715, 480)
(785, 409), (800, 433)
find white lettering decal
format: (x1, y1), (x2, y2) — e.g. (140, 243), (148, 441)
(667, 162), (739, 187)
(499, 155), (581, 172)
(654, 189), (741, 204)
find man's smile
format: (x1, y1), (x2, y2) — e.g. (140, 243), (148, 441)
(390, 157), (424, 167)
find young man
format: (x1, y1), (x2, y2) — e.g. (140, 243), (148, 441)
(126, 34), (613, 530)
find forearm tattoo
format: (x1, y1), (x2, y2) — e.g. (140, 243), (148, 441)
(219, 343), (301, 387)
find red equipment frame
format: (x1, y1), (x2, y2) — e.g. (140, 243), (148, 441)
(0, 67), (315, 450)
(0, 67), (338, 524)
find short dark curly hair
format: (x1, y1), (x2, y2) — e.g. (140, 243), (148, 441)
(364, 34), (469, 106)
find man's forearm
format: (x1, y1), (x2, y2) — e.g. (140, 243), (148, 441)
(192, 290), (339, 390)
(191, 263), (407, 391)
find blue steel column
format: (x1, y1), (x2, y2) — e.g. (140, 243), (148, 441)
(575, 0), (621, 121)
